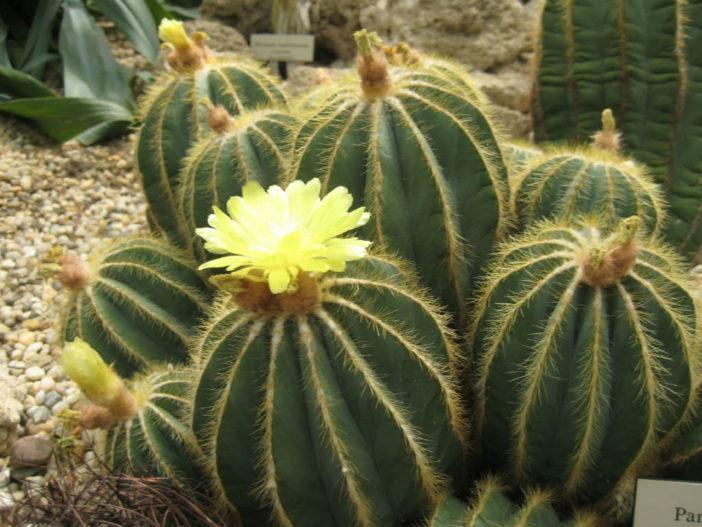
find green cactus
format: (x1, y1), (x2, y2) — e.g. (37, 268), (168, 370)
(189, 254), (466, 527)
(178, 106), (300, 261)
(426, 478), (600, 527)
(532, 0), (702, 259)
(470, 216), (699, 503)
(511, 113), (666, 235)
(57, 237), (212, 378)
(136, 20), (287, 250)
(105, 369), (211, 484)
(290, 30), (510, 322)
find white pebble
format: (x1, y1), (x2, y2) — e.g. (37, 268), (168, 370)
(38, 377), (55, 392)
(35, 390), (46, 405)
(25, 366), (45, 381)
(51, 401), (69, 415)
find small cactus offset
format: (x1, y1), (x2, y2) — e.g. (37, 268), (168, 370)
(136, 20), (287, 249)
(426, 477), (601, 527)
(512, 111), (666, 235)
(470, 216), (699, 504)
(291, 30), (510, 322)
(178, 106), (300, 261)
(188, 179), (466, 527)
(532, 0), (702, 259)
(55, 237), (212, 378)
(105, 369), (210, 483)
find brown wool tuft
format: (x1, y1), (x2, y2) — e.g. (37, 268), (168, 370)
(57, 253), (92, 290)
(357, 49), (392, 98)
(206, 104), (235, 134)
(582, 238), (639, 286)
(234, 272), (321, 314)
(166, 36), (210, 72)
(592, 129), (623, 153)
(79, 381), (136, 429)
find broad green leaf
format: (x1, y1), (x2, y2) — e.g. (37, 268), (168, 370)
(17, 0), (62, 78)
(0, 18), (9, 67)
(0, 96), (133, 142)
(0, 64), (55, 99)
(91, 0), (160, 63)
(58, 0), (133, 106)
(142, 0), (170, 26)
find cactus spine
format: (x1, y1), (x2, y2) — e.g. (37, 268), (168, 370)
(470, 217), (699, 503)
(190, 256), (466, 527)
(59, 237), (212, 378)
(532, 1), (702, 258)
(426, 478), (600, 527)
(178, 107), (300, 261)
(136, 21), (287, 249)
(291, 31), (510, 320)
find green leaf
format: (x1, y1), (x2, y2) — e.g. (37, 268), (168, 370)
(91, 0), (160, 63)
(0, 64), (56, 99)
(0, 96), (133, 143)
(0, 17), (10, 67)
(142, 0), (170, 26)
(161, 2), (200, 19)
(17, 0), (62, 78)
(58, 0), (133, 106)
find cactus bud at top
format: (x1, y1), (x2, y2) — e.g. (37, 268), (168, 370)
(158, 19), (210, 72)
(581, 216), (641, 286)
(63, 339), (136, 427)
(592, 109), (623, 153)
(353, 29), (392, 97)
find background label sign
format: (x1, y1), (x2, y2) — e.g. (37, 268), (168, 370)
(251, 34), (314, 62)
(633, 478), (702, 526)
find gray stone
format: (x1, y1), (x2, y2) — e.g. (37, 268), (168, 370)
(0, 489), (13, 510)
(10, 434), (53, 470)
(28, 406), (51, 424)
(199, 0), (272, 38)
(43, 391), (61, 409)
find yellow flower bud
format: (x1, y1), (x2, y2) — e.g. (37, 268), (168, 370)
(62, 339), (123, 408)
(158, 19), (191, 51)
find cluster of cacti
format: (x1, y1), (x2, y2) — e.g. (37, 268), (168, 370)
(532, 0), (702, 260)
(49, 20), (701, 527)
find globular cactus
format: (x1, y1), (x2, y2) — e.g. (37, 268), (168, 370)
(137, 20), (287, 249)
(188, 179), (467, 527)
(62, 341), (227, 515)
(512, 111), (666, 235)
(105, 369), (209, 483)
(178, 106), (300, 261)
(470, 216), (699, 504)
(531, 0), (702, 259)
(291, 30), (510, 322)
(426, 477), (600, 527)
(503, 141), (543, 185)
(54, 237), (212, 378)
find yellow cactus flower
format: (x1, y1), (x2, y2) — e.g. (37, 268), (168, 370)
(62, 339), (123, 408)
(158, 19), (191, 51)
(197, 179), (371, 294)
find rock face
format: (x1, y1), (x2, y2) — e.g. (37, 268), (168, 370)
(199, 0), (274, 37)
(0, 369), (25, 456)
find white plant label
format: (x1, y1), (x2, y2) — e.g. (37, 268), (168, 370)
(250, 34), (314, 62)
(633, 478), (702, 526)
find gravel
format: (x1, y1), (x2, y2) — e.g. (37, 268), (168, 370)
(0, 114), (146, 502)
